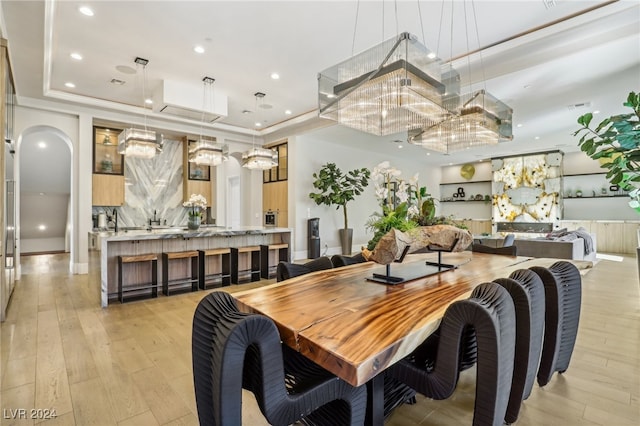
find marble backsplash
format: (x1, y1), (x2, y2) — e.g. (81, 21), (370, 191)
(92, 138), (192, 228)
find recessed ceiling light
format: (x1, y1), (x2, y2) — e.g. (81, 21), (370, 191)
(270, 73), (280, 80)
(535, 136), (540, 140)
(37, 141), (46, 148)
(427, 52), (436, 59)
(78, 6), (94, 16)
(39, 192), (45, 196)
(426, 152), (430, 156)
(398, 145), (403, 149)
(194, 45), (205, 54)
(255, 122), (262, 127)
(594, 110), (600, 114)
(38, 224), (46, 231)
(65, 82), (76, 88)
(145, 98), (153, 105)
(284, 110), (292, 115)
(516, 123), (523, 128)
(70, 52), (83, 60)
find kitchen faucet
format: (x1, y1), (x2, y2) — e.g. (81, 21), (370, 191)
(107, 208), (118, 233)
(149, 209), (161, 226)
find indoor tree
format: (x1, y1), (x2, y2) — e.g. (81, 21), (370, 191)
(309, 163), (370, 255)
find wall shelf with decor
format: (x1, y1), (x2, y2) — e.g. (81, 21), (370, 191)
(93, 126), (124, 175)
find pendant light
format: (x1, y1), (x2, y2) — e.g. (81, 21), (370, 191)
(242, 92), (278, 170)
(117, 57), (162, 159)
(188, 77), (228, 166)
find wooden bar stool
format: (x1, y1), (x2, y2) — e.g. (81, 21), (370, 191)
(198, 248), (232, 289)
(231, 246), (261, 284)
(161, 250), (199, 296)
(260, 243), (289, 279)
(117, 254), (158, 303)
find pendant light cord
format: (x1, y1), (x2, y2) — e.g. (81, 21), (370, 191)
(351, 0), (360, 57)
(142, 63), (149, 132)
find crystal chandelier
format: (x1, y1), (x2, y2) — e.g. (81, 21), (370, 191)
(409, 90), (513, 153)
(188, 77), (228, 166)
(118, 57), (162, 158)
(318, 32), (451, 137)
(188, 138), (228, 166)
(242, 92), (278, 170)
(408, 1), (513, 153)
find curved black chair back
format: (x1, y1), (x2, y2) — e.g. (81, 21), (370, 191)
(276, 256), (333, 282)
(389, 282), (516, 426)
(493, 268), (545, 423)
(472, 243), (518, 256)
(530, 261), (582, 386)
(192, 291), (366, 426)
(331, 253), (367, 268)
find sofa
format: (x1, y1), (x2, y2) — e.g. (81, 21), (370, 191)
(477, 232), (597, 261)
(513, 235), (597, 261)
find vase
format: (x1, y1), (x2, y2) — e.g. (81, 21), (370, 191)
(188, 215), (201, 230)
(339, 228), (353, 255)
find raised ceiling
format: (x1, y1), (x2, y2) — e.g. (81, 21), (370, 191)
(2, 0), (639, 166)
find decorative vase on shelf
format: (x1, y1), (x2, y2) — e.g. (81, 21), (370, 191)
(187, 214), (201, 230)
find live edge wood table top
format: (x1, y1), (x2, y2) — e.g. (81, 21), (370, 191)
(233, 252), (591, 388)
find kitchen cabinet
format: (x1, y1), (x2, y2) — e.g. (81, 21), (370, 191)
(92, 174), (125, 206)
(182, 137), (213, 206)
(263, 180), (288, 227)
(458, 219), (492, 236)
(92, 126), (125, 206)
(93, 126), (124, 175)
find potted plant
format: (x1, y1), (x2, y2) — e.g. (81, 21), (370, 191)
(183, 193), (207, 230)
(574, 91), (639, 278)
(309, 163), (370, 255)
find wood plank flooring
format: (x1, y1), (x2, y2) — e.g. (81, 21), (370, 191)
(1, 252), (638, 425)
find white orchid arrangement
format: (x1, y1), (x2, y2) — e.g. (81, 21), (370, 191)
(371, 161), (425, 217)
(183, 193), (207, 217)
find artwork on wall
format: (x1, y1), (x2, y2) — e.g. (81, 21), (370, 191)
(491, 152), (562, 233)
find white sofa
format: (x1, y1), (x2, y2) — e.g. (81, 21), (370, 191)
(478, 233), (597, 261)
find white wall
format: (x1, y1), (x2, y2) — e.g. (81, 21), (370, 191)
(289, 126), (441, 259)
(21, 238), (66, 253)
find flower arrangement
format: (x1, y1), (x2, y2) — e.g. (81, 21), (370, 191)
(183, 193), (207, 218)
(366, 161), (443, 250)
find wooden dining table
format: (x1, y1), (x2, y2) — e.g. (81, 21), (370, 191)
(232, 252), (591, 425)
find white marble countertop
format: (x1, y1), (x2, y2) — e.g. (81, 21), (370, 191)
(102, 226), (292, 242)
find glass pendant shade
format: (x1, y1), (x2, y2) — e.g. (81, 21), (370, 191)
(117, 128), (162, 159)
(408, 90), (513, 154)
(188, 139), (228, 166)
(242, 147), (278, 170)
(318, 32), (452, 136)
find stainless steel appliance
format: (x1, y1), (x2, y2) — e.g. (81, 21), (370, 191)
(264, 210), (277, 227)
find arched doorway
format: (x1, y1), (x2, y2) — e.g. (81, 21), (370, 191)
(16, 125), (73, 275)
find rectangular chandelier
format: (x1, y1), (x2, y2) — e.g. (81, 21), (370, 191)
(408, 90), (513, 154)
(188, 139), (228, 166)
(117, 128), (162, 159)
(242, 147), (278, 170)
(318, 32), (452, 136)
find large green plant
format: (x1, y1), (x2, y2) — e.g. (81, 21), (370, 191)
(574, 92), (640, 211)
(308, 163), (371, 230)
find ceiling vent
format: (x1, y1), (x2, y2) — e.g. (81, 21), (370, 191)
(152, 79), (228, 122)
(567, 101), (591, 110)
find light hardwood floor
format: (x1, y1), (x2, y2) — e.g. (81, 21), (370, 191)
(1, 252), (638, 425)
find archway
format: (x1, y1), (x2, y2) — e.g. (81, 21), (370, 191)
(16, 125), (73, 276)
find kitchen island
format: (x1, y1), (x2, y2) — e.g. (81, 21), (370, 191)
(100, 226), (292, 307)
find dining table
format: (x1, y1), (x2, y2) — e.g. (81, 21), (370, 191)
(232, 251), (591, 425)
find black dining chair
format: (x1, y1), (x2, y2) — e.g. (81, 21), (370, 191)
(191, 291), (367, 426)
(471, 243), (518, 256)
(330, 253), (368, 268)
(493, 269), (546, 424)
(387, 282), (516, 426)
(529, 261), (582, 387)
(276, 256), (333, 282)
